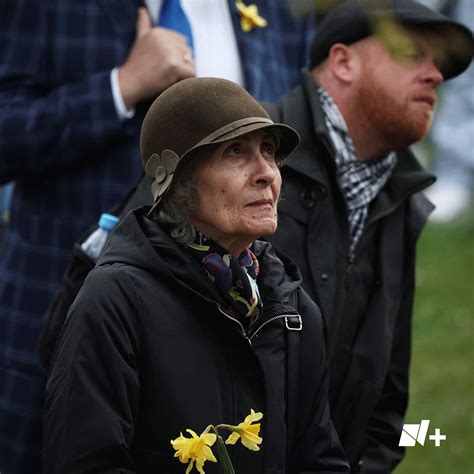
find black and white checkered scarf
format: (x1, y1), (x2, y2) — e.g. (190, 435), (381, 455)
(317, 87), (397, 256)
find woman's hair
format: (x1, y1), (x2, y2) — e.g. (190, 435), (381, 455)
(154, 151), (203, 246)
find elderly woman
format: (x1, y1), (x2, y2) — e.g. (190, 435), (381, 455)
(43, 78), (349, 473)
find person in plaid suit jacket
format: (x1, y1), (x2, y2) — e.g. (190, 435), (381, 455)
(0, 1), (314, 472)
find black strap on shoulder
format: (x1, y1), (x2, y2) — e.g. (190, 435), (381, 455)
(285, 289), (302, 472)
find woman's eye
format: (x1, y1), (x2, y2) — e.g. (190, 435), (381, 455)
(226, 144), (242, 156)
(262, 143), (276, 157)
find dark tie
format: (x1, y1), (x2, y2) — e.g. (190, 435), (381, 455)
(158, 0), (193, 50)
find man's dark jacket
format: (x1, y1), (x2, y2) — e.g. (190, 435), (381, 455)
(265, 70), (435, 473)
(43, 207), (349, 473)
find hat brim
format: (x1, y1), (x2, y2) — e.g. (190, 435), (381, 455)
(310, 1), (473, 80)
(181, 117), (300, 163)
(401, 22), (472, 80)
(147, 118), (300, 211)
(376, 2), (473, 80)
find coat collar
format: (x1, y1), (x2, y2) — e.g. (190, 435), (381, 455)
(99, 208), (302, 319)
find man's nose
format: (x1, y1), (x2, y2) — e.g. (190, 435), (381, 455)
(423, 59), (444, 87)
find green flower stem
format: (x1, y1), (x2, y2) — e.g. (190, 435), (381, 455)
(214, 424), (238, 432)
(210, 426), (235, 474)
(202, 424), (213, 434)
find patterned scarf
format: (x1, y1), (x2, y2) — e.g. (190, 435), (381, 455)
(317, 87), (397, 256)
(186, 232), (262, 325)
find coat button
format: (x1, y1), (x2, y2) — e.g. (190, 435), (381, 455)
(317, 185), (327, 199)
(320, 273), (329, 282)
(300, 185), (327, 209)
(300, 189), (315, 209)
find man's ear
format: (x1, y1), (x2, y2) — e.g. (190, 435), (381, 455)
(327, 43), (358, 84)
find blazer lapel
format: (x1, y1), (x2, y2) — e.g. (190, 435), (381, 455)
(97, 0), (139, 50)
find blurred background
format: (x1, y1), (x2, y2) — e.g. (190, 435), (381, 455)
(395, 131), (473, 473)
(396, 205), (473, 473)
(398, 1), (473, 471)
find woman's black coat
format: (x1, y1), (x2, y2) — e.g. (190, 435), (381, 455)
(43, 207), (349, 473)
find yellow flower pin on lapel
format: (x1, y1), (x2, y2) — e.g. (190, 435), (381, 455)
(236, 1), (267, 32)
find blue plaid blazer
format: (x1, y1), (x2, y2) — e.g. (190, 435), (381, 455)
(0, 1), (314, 471)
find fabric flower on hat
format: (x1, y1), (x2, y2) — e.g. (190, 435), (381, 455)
(145, 149), (180, 202)
(235, 1), (267, 32)
(171, 429), (217, 474)
(225, 409), (263, 451)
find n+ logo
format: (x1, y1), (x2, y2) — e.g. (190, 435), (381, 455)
(399, 420), (447, 447)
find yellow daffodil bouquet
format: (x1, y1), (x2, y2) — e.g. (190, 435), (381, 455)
(171, 409), (263, 474)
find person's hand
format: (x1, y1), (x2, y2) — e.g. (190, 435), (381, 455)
(118, 7), (195, 109)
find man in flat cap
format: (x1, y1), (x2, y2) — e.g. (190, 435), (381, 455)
(266, 0), (473, 471)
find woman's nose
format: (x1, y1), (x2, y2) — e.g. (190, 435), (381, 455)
(253, 151), (278, 186)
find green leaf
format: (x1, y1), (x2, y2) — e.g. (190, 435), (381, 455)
(210, 426), (235, 474)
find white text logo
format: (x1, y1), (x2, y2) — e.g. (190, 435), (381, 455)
(398, 420), (446, 447)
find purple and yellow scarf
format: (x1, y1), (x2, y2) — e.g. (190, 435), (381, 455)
(186, 232), (262, 325)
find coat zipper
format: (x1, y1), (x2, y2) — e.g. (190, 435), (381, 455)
(216, 305), (252, 345)
(248, 314), (299, 342)
(217, 306), (300, 345)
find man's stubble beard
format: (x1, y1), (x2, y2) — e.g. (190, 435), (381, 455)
(354, 75), (433, 154)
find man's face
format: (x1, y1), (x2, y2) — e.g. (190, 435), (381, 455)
(352, 28), (444, 150)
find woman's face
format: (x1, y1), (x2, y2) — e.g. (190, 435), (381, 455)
(189, 130), (282, 256)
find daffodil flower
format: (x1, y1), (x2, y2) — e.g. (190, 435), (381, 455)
(171, 429), (217, 474)
(235, 1), (267, 32)
(224, 409), (263, 451)
(171, 410), (263, 473)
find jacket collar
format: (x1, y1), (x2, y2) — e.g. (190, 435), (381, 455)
(274, 70), (329, 186)
(99, 208), (302, 318)
(283, 68), (435, 213)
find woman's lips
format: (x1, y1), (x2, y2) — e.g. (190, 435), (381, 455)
(246, 199), (274, 209)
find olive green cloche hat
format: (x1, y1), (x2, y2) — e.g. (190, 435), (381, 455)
(140, 77), (300, 204)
